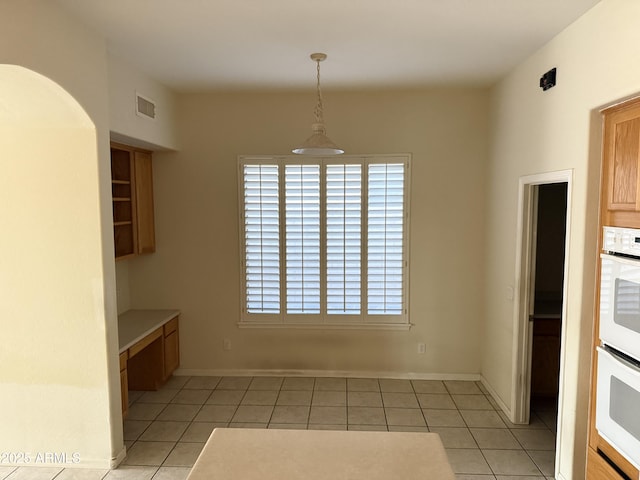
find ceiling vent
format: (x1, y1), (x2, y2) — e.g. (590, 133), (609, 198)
(136, 93), (156, 120)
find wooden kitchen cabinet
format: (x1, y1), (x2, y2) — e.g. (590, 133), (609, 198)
(111, 146), (136, 259)
(163, 317), (180, 380)
(587, 447), (629, 480)
(587, 96), (640, 479)
(601, 97), (640, 228)
(111, 143), (156, 259)
(530, 316), (561, 398)
(119, 351), (129, 419)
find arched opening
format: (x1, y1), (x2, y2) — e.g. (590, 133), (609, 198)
(0, 65), (122, 468)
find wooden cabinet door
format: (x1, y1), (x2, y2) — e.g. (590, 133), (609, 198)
(530, 318), (561, 398)
(603, 98), (640, 227)
(119, 351), (129, 419)
(163, 330), (179, 379)
(163, 317), (180, 380)
(134, 151), (156, 254)
(120, 369), (129, 418)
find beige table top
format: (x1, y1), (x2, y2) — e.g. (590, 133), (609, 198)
(187, 428), (455, 480)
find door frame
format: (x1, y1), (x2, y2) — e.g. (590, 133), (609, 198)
(511, 170), (572, 442)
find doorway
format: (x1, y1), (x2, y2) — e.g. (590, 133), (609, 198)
(510, 170), (573, 476)
(529, 182), (567, 426)
(511, 170), (572, 476)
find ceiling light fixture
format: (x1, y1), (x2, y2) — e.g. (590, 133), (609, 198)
(292, 53), (344, 156)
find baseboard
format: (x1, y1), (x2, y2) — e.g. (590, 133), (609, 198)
(110, 445), (127, 469)
(479, 374), (512, 419)
(174, 368), (481, 382)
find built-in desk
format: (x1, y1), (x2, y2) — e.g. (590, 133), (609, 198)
(118, 309), (180, 418)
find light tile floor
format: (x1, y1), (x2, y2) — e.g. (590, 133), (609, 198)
(0, 377), (558, 480)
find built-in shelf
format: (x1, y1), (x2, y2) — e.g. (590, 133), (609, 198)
(110, 142), (155, 260)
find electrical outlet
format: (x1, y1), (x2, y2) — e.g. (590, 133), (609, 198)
(417, 343), (426, 354)
(223, 338), (231, 350)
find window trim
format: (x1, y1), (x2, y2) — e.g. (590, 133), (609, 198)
(237, 154), (411, 330)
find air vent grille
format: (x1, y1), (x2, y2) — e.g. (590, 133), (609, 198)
(136, 94), (156, 120)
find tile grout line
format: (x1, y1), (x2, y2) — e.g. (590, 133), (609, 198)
(121, 376), (556, 475)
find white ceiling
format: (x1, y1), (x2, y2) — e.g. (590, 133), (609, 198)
(56, 0), (600, 92)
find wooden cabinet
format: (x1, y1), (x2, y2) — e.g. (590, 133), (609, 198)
(587, 97), (640, 479)
(119, 351), (129, 419)
(587, 447), (629, 480)
(601, 97), (640, 228)
(111, 146), (136, 259)
(111, 143), (156, 259)
(530, 317), (561, 398)
(163, 317), (180, 380)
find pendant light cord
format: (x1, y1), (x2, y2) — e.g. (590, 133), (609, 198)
(314, 59), (324, 125)
(292, 52), (343, 155)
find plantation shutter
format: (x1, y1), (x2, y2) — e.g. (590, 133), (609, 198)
(239, 155), (409, 327)
(326, 164), (362, 315)
(242, 164), (280, 314)
(367, 163), (405, 315)
(285, 164), (321, 314)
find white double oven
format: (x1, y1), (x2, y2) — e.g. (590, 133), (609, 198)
(596, 226), (640, 469)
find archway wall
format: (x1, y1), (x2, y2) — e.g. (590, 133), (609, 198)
(0, 0), (121, 469)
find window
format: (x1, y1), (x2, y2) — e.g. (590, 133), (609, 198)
(238, 155), (410, 328)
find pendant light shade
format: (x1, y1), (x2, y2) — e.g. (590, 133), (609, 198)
(293, 53), (344, 156)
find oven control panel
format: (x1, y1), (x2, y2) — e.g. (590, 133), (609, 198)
(603, 226), (640, 257)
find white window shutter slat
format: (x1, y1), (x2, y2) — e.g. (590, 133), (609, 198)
(243, 164), (280, 313)
(285, 165), (321, 314)
(367, 163), (405, 315)
(326, 164), (362, 315)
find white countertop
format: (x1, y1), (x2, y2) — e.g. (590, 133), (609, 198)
(187, 428), (455, 480)
(118, 309), (180, 353)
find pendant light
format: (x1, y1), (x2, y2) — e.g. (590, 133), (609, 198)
(292, 53), (344, 156)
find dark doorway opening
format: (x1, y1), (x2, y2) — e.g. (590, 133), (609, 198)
(530, 182), (568, 430)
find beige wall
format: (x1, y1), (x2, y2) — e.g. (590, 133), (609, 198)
(0, 0), (120, 468)
(127, 88), (490, 377)
(107, 54), (179, 151)
(115, 262), (132, 315)
(0, 0), (180, 468)
(484, 0), (640, 478)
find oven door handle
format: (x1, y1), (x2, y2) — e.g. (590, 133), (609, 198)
(597, 346), (640, 377)
(600, 252), (640, 266)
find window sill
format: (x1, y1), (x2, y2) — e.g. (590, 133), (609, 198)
(237, 321), (412, 331)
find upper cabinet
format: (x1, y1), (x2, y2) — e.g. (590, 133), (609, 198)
(602, 97), (640, 228)
(111, 143), (156, 260)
